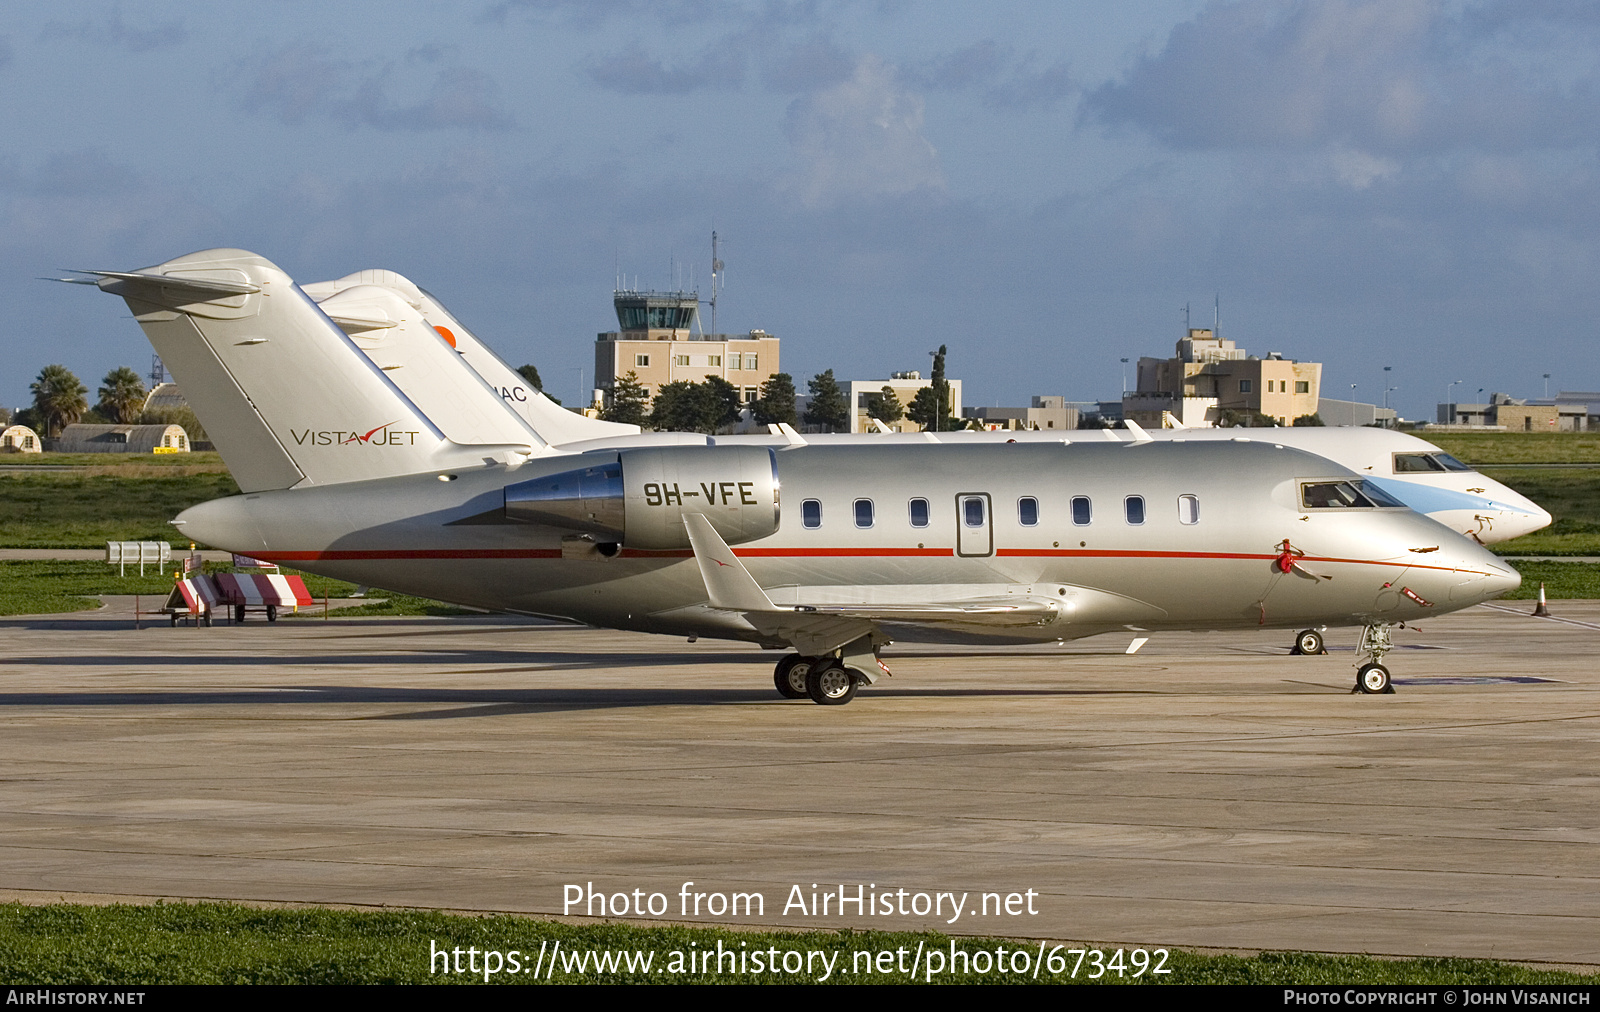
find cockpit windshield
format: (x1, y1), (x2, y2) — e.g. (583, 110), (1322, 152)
(1393, 452), (1475, 473)
(1300, 480), (1409, 510)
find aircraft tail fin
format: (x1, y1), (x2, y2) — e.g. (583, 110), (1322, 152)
(78, 249), (536, 492)
(303, 270), (642, 446)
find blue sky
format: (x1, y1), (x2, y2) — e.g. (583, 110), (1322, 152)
(4, 0), (1597, 419)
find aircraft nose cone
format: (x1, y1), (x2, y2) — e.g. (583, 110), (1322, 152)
(1482, 559), (1522, 598)
(174, 496), (260, 553)
(1445, 555), (1521, 604)
(1492, 504), (1553, 542)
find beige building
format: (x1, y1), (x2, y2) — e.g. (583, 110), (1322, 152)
(594, 290), (780, 409)
(1, 424), (41, 453)
(964, 395), (1078, 432)
(1134, 329), (1322, 426)
(849, 372), (964, 433)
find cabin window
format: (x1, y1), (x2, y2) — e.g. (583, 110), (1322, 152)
(1018, 497), (1039, 526)
(802, 499), (822, 529)
(963, 497), (986, 528)
(908, 498), (930, 528)
(1178, 494), (1199, 525)
(854, 498), (874, 529)
(1125, 496), (1146, 525)
(1071, 496), (1091, 526)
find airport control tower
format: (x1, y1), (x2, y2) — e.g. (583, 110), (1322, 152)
(595, 288), (780, 410)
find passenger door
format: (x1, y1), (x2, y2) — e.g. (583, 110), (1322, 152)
(955, 493), (993, 557)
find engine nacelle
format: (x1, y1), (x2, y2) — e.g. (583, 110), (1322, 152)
(504, 445), (780, 550)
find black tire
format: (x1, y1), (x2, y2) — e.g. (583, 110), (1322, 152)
(201, 612), (212, 627)
(170, 614), (178, 627)
(1294, 629), (1325, 655)
(235, 604), (246, 624)
(1356, 663), (1391, 695)
(806, 662), (859, 705)
(773, 655), (812, 699)
(267, 605), (278, 622)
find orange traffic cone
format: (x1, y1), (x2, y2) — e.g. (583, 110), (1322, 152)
(1532, 583), (1550, 617)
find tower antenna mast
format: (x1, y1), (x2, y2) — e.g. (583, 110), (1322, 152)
(710, 231), (724, 338)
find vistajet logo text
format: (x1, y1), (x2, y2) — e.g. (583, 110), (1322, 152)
(289, 422), (421, 447)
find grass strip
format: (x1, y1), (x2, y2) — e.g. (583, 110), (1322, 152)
(0, 901), (1592, 985)
(1500, 561), (1600, 600)
(1423, 432), (1600, 465)
(0, 560), (468, 617)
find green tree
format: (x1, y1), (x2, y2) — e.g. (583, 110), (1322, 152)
(1293, 413), (1325, 427)
(30, 364), (88, 437)
(97, 366), (147, 424)
(140, 405), (208, 442)
(516, 364), (561, 405)
(649, 380), (729, 433)
(752, 373), (797, 427)
(702, 376), (744, 431)
(865, 385), (904, 426)
(803, 369), (850, 432)
(601, 371), (649, 426)
(906, 345), (954, 431)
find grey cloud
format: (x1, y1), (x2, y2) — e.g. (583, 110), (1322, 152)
(238, 43), (513, 132)
(903, 40), (1010, 90)
(783, 55), (944, 206)
(480, 0), (746, 30)
(586, 43), (747, 94)
(337, 67), (514, 131)
(902, 41), (1076, 109)
(40, 8), (187, 53)
(761, 34), (857, 92)
(0, 36), (12, 70)
(238, 44), (352, 126)
(1087, 0), (1600, 156)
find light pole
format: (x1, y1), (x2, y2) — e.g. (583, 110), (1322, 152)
(927, 350), (940, 433)
(1544, 373), (1551, 399)
(1382, 366), (1392, 409)
(1120, 358), (1130, 395)
(1446, 378), (1463, 423)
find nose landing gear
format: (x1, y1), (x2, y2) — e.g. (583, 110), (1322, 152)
(1352, 623), (1396, 694)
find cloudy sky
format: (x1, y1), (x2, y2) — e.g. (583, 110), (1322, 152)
(4, 0), (1598, 420)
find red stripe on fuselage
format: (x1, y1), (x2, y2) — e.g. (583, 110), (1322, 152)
(246, 546), (1487, 575)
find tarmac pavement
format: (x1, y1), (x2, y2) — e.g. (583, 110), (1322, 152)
(0, 597), (1596, 966)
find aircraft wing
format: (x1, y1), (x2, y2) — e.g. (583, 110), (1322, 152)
(683, 513), (1062, 656)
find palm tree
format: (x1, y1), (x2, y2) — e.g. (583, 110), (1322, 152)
(30, 365), (88, 437)
(98, 366), (147, 424)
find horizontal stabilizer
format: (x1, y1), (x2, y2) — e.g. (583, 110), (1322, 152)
(72, 269), (262, 296)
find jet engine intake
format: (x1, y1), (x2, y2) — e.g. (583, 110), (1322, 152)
(504, 445), (779, 549)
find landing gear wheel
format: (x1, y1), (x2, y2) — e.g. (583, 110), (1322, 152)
(806, 662), (859, 706)
(773, 655), (813, 699)
(1356, 663), (1392, 695)
(1293, 629), (1325, 655)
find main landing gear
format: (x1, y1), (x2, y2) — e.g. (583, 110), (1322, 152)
(773, 654), (863, 705)
(1291, 628), (1328, 655)
(1351, 622), (1396, 695)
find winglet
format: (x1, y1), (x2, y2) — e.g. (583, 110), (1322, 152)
(773, 422), (807, 447)
(1122, 419), (1155, 443)
(683, 512), (776, 611)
